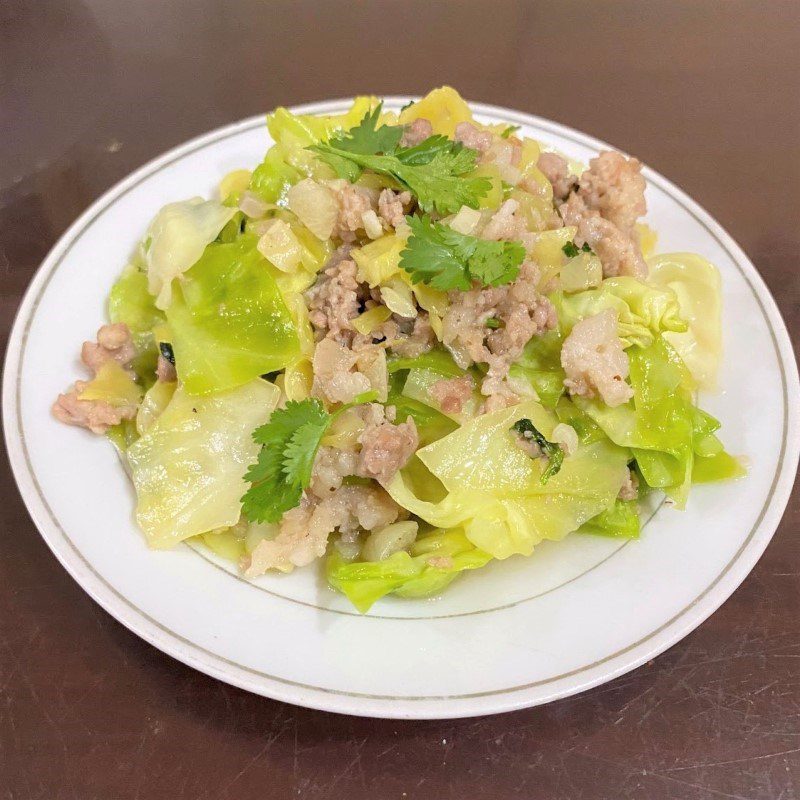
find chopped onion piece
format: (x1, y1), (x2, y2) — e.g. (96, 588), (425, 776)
(287, 178), (338, 240)
(449, 205), (482, 235)
(238, 190), (272, 219)
(256, 219), (303, 272)
(381, 278), (417, 319)
(362, 209), (384, 240)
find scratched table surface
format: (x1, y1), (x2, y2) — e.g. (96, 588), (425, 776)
(2, 2), (799, 798)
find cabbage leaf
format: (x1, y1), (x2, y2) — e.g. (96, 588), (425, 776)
(143, 198), (236, 309)
(398, 86), (473, 137)
(387, 372), (458, 447)
(574, 337), (741, 507)
(166, 236), (300, 395)
(127, 379), (280, 548)
(108, 263), (166, 379)
(579, 499), (640, 539)
(509, 329), (565, 408)
(552, 277), (688, 349)
(250, 98), (378, 203)
(648, 253), (722, 389)
(384, 400), (629, 559)
(327, 529), (491, 612)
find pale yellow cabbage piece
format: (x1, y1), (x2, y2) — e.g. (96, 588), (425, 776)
(399, 86), (473, 137)
(135, 380), (176, 436)
(352, 234), (407, 286)
(127, 379), (279, 548)
(385, 401), (629, 559)
(648, 253), (722, 389)
(77, 361), (143, 408)
(145, 198), (236, 310)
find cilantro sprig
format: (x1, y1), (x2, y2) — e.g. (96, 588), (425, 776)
(241, 393), (375, 523)
(325, 104), (404, 156)
(511, 418), (564, 484)
(399, 215), (525, 292)
(310, 104), (491, 215)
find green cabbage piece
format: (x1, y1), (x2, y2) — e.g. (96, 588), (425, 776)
(648, 253), (722, 389)
(326, 529), (491, 613)
(109, 263), (164, 340)
(401, 367), (483, 421)
(388, 346), (483, 422)
(351, 234), (406, 287)
(127, 379), (280, 548)
(387, 373), (458, 447)
(250, 98), (377, 204)
(143, 198), (236, 309)
(579, 499), (640, 539)
(250, 147), (302, 205)
(384, 400), (629, 559)
(165, 236), (300, 395)
(387, 347), (465, 378)
(108, 263), (166, 380)
(551, 276), (688, 349)
(693, 451), (747, 483)
(574, 337), (742, 507)
(509, 329), (565, 408)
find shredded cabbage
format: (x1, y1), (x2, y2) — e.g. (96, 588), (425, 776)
(127, 379), (280, 548)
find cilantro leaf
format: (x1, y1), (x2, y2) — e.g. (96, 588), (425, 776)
(394, 134), (456, 165)
(399, 215), (525, 291)
(241, 399), (332, 523)
(393, 144), (489, 214)
(241, 445), (302, 524)
(326, 103), (404, 156)
(485, 317), (502, 329)
(562, 241), (580, 258)
(311, 104), (491, 215)
(399, 215), (471, 291)
(241, 392), (380, 523)
(511, 418), (564, 484)
(313, 142), (489, 215)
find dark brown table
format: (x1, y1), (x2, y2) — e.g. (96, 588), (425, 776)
(2, 2), (799, 798)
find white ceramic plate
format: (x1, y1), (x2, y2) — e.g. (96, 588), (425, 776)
(4, 99), (799, 719)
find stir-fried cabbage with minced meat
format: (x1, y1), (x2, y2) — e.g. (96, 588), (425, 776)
(52, 87), (744, 612)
